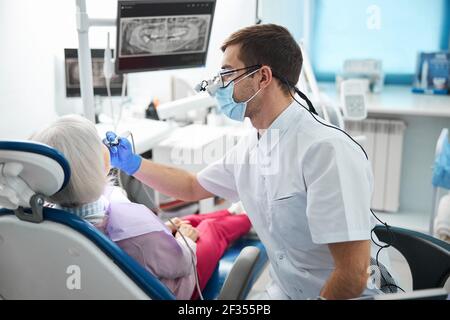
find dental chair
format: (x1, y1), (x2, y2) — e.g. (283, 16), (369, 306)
(0, 141), (267, 300)
(373, 225), (450, 292)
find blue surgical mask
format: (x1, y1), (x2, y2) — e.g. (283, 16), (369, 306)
(214, 71), (262, 122)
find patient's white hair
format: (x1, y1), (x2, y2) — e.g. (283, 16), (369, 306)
(31, 115), (106, 207)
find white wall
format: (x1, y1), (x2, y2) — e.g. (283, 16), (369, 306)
(0, 0), (256, 139)
(0, 1), (60, 139)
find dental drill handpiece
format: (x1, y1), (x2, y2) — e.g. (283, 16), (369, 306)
(103, 135), (119, 149)
(103, 131), (132, 150)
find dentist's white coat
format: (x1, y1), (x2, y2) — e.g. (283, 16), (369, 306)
(197, 102), (387, 299)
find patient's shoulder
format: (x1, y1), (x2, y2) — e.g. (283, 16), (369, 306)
(104, 185), (131, 203)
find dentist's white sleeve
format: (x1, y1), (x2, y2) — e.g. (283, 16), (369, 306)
(302, 138), (374, 244)
(196, 148), (240, 203)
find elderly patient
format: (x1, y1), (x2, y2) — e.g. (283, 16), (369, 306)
(31, 115), (251, 300)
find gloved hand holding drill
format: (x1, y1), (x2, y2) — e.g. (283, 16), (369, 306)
(104, 131), (142, 176)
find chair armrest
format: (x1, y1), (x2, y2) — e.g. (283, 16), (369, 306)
(217, 246), (260, 300)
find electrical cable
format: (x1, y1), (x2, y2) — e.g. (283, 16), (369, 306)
(114, 74), (128, 131)
(105, 78), (115, 130)
(105, 73), (128, 133)
(277, 75), (405, 293)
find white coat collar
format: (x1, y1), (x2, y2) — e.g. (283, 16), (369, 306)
(252, 101), (301, 155)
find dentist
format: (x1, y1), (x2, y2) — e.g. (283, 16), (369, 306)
(106, 24), (392, 300)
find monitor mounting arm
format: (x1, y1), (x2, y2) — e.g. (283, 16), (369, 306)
(75, 0), (116, 123)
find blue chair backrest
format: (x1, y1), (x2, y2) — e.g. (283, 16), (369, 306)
(0, 207), (176, 300)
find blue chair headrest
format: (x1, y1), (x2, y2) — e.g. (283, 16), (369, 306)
(0, 140), (71, 192)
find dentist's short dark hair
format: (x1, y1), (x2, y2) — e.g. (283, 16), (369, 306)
(221, 24), (303, 96)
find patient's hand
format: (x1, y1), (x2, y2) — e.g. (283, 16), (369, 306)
(165, 217), (190, 233)
(176, 224), (199, 242)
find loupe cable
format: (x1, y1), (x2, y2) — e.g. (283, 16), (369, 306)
(280, 77), (404, 293)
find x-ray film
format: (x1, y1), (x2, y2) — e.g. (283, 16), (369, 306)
(119, 15), (211, 58)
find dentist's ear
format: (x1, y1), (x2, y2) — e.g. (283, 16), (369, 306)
(259, 66), (273, 89)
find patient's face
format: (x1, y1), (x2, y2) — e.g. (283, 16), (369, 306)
(102, 144), (111, 175)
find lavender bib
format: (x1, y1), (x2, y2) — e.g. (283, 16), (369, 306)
(103, 186), (172, 242)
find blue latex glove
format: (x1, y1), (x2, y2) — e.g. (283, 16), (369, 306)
(104, 131), (142, 176)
